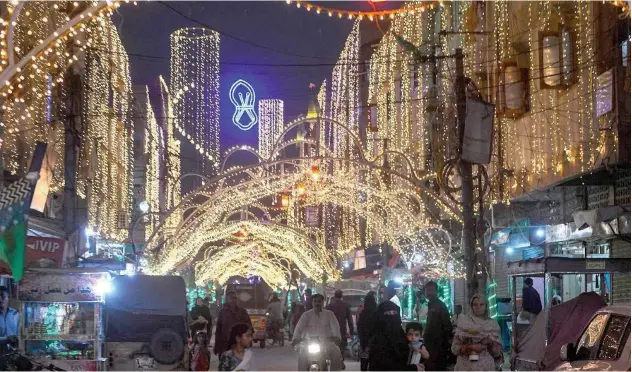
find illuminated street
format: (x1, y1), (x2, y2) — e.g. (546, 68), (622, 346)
(0, 1), (629, 371)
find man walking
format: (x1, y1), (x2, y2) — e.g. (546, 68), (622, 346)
(326, 290), (354, 370)
(423, 281), (452, 371)
(303, 288), (313, 311)
(521, 277), (542, 323)
(213, 291), (252, 356)
(190, 297), (213, 338)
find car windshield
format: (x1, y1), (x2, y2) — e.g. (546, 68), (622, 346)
(576, 313), (631, 361)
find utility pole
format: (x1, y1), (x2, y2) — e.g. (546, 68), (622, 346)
(64, 67), (80, 239)
(455, 48), (478, 302)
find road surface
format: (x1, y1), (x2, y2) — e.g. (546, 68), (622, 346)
(209, 342), (361, 371)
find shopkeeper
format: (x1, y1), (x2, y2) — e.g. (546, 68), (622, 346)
(0, 286), (19, 339)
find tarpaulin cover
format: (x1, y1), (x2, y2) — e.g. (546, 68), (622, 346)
(105, 275), (187, 316)
(105, 308), (188, 343)
(512, 292), (606, 370)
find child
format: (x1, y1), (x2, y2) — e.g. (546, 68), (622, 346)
(189, 331), (210, 371)
(218, 323), (253, 371)
(406, 322), (430, 365)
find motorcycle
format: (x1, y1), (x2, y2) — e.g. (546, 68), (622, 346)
(348, 335), (361, 362)
(0, 349), (65, 371)
(265, 314), (285, 347)
(295, 336), (340, 371)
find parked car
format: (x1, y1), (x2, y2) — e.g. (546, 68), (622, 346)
(556, 306), (630, 371)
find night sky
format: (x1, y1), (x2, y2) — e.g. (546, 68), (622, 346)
(116, 1), (362, 152)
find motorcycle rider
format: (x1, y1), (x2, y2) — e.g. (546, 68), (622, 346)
(326, 290), (354, 370)
(292, 294), (342, 371)
(266, 293), (284, 344)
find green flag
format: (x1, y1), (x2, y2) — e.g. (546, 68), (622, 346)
(0, 176), (36, 281)
(0, 220), (26, 281)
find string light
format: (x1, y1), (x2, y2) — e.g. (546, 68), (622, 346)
(145, 116), (463, 283)
(286, 1), (439, 21)
(139, 86), (160, 238)
(258, 99), (284, 159)
(170, 27), (220, 178)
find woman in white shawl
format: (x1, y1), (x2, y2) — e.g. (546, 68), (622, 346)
(451, 293), (503, 371)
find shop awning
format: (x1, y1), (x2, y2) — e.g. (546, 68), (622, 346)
(507, 257), (631, 276)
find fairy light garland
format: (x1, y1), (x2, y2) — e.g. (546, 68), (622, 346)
(1, 2), (134, 240)
(258, 99), (284, 159)
(82, 16), (133, 240)
(145, 116), (464, 283)
(158, 75), (182, 216)
(140, 86), (160, 238)
(170, 27), (220, 176)
(286, 1), (439, 21)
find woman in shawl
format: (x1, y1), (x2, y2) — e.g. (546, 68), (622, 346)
(451, 294), (503, 371)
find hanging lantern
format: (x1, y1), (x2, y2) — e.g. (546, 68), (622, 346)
(296, 182), (306, 196)
(539, 27), (575, 89)
(498, 60), (529, 118)
(279, 193), (290, 208)
(310, 165), (321, 181)
(231, 226), (248, 242)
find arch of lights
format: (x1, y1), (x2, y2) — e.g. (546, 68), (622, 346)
(146, 116), (464, 286)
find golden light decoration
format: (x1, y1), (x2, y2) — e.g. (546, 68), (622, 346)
(170, 27), (221, 182)
(145, 116), (463, 285)
(158, 75), (182, 216)
(0, 1), (133, 95)
(138, 86), (161, 238)
(0, 2), (134, 240)
(286, 1), (440, 21)
(258, 99), (284, 159)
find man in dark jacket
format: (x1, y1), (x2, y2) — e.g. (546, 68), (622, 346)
(213, 291), (253, 355)
(326, 290), (354, 369)
(422, 281), (453, 371)
(190, 297), (213, 337)
(369, 281), (421, 371)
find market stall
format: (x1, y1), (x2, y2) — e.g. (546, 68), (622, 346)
(508, 257), (630, 370)
(18, 268), (110, 371)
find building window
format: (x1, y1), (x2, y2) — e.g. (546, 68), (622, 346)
(354, 249), (366, 270)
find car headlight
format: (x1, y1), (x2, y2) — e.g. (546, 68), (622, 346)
(308, 343), (321, 354)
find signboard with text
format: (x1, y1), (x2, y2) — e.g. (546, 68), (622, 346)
(18, 272), (107, 302)
(0, 236), (66, 275)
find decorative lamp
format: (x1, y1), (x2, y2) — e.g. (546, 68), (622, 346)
(310, 165), (321, 181)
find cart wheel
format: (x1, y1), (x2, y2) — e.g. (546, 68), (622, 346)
(260, 340), (266, 348)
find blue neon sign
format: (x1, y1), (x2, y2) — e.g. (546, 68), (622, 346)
(229, 79), (258, 131)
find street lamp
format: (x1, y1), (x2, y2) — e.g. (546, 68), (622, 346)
(138, 200), (150, 214)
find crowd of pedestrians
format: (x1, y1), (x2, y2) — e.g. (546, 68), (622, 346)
(185, 280), (504, 371)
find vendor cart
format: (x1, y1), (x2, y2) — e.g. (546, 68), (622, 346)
(508, 257), (630, 371)
(18, 268), (110, 371)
